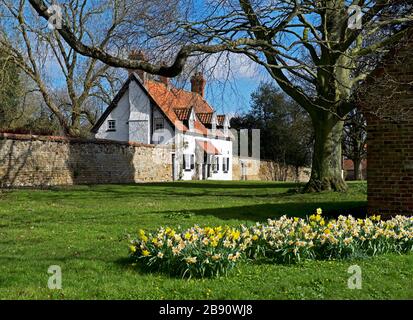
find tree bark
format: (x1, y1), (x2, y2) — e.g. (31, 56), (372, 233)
(304, 114), (347, 192)
(353, 158), (362, 180)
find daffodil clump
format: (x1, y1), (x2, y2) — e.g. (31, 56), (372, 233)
(129, 226), (244, 278)
(129, 210), (413, 278)
(246, 211), (413, 263)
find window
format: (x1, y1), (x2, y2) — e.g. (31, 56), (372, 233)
(154, 118), (164, 131)
(191, 154), (195, 170)
(107, 120), (116, 131)
(212, 157), (219, 172)
(223, 157), (229, 172)
(183, 154), (192, 171)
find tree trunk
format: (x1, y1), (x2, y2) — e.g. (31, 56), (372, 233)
(304, 115), (347, 192)
(353, 158), (362, 180)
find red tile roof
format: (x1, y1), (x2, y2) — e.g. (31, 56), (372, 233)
(146, 80), (226, 137)
(174, 108), (192, 121)
(196, 112), (214, 125)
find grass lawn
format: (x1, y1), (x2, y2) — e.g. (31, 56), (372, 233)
(1, 180), (412, 299)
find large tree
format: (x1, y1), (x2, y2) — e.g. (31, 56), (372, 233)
(26, 0), (413, 190)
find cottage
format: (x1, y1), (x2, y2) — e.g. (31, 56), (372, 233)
(91, 69), (233, 181)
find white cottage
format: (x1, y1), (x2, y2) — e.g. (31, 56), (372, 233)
(91, 71), (233, 181)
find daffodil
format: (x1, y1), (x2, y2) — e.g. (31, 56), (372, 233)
(184, 256), (197, 264)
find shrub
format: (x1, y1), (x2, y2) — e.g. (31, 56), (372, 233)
(128, 210), (413, 278)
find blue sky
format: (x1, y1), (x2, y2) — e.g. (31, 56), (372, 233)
(205, 77), (267, 116)
(39, 0), (273, 117)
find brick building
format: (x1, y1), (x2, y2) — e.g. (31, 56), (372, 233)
(358, 28), (413, 214)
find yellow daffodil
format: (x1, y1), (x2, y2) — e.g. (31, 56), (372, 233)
(231, 230), (240, 241)
(210, 240), (218, 247)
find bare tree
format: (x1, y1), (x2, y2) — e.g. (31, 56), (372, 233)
(26, 0), (412, 190)
(342, 109), (367, 180)
(0, 0), (126, 136)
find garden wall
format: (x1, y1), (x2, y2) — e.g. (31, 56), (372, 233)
(0, 133), (310, 187)
(0, 133), (172, 187)
(232, 156), (310, 182)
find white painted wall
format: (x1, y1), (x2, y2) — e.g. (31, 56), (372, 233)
(128, 80), (151, 144)
(177, 133), (232, 181)
(95, 88), (130, 142)
(152, 108), (174, 144)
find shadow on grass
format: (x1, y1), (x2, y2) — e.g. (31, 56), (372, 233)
(18, 181), (301, 201)
(114, 256), (190, 279)
(158, 201), (368, 223)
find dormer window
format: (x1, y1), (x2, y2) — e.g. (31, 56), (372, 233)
(107, 120), (116, 131)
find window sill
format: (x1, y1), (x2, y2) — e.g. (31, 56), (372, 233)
(106, 129), (116, 132)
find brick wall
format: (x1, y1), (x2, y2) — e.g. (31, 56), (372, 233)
(359, 30), (413, 214)
(0, 133), (172, 187)
(232, 156), (310, 182)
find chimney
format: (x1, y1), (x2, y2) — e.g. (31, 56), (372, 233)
(190, 72), (206, 97)
(159, 61), (170, 88)
(128, 50), (146, 83)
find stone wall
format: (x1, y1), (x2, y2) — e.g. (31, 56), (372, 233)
(0, 133), (311, 187)
(232, 156), (310, 182)
(359, 30), (413, 214)
(0, 133), (172, 187)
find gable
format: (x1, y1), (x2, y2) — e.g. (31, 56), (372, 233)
(91, 73), (177, 133)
